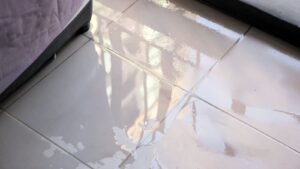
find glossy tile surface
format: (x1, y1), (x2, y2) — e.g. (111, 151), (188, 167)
(95, 0), (137, 12)
(195, 29), (300, 152)
(0, 35), (89, 109)
(85, 0), (137, 41)
(122, 97), (300, 169)
(2, 0), (299, 168)
(6, 41), (186, 168)
(91, 0), (249, 90)
(0, 111), (89, 169)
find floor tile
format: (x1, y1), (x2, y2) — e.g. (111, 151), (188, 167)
(0, 111), (90, 169)
(95, 0), (137, 12)
(6, 41), (187, 168)
(0, 35), (89, 109)
(94, 0), (248, 90)
(122, 97), (300, 169)
(194, 28), (300, 152)
(85, 0), (137, 40)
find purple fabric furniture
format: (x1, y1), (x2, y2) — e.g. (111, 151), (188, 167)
(0, 0), (92, 102)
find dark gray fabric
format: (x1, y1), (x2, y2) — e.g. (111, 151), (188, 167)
(0, 0), (84, 94)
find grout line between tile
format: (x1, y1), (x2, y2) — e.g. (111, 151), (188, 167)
(4, 32), (189, 168)
(101, 44), (189, 93)
(188, 25), (252, 93)
(244, 25), (252, 36)
(120, 0), (140, 14)
(84, 0), (139, 40)
(163, 24), (300, 154)
(219, 25), (251, 60)
(85, 14), (300, 165)
(87, 0), (251, 94)
(86, 16), (194, 93)
(192, 95), (300, 154)
(3, 111), (94, 169)
(105, 0), (139, 34)
(118, 92), (194, 167)
(118, 153), (132, 168)
(3, 39), (91, 110)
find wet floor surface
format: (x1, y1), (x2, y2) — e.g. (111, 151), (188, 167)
(1, 0), (300, 169)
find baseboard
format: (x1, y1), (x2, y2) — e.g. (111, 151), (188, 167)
(200, 0), (300, 47)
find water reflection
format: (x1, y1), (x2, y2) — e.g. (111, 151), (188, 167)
(121, 97), (239, 169)
(73, 0), (245, 167)
(66, 38), (186, 168)
(83, 0), (300, 168)
(121, 97), (300, 169)
(89, 0), (245, 89)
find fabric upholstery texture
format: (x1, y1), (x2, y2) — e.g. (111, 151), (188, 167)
(0, 0), (83, 94)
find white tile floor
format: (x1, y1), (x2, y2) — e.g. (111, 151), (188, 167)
(1, 0), (300, 169)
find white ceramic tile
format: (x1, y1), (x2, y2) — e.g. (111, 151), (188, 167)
(195, 28), (300, 151)
(94, 0), (248, 90)
(95, 0), (137, 12)
(0, 35), (89, 109)
(122, 97), (300, 169)
(6, 41), (187, 168)
(0, 112), (90, 169)
(84, 13), (113, 41)
(84, 0), (137, 40)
